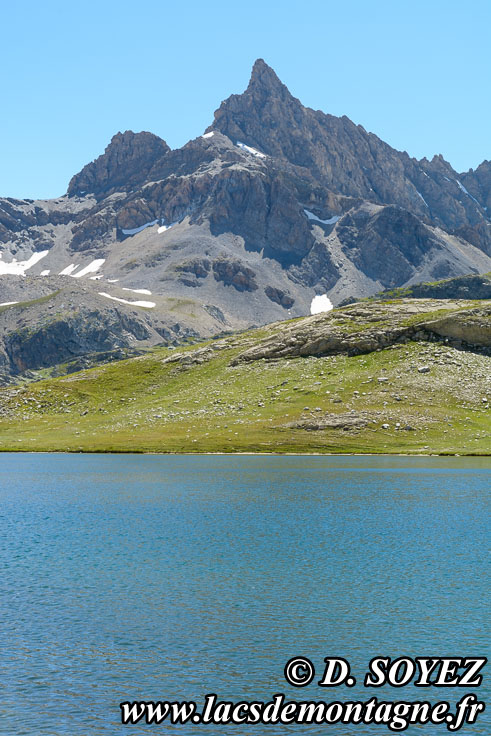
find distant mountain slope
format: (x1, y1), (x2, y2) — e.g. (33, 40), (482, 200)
(367, 272), (491, 301)
(0, 59), (490, 380)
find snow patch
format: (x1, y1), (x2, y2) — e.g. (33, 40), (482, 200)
(310, 294), (333, 315)
(40, 269), (50, 276)
(72, 259), (105, 278)
(304, 209), (340, 225)
(0, 250), (49, 277)
(59, 264), (79, 276)
(416, 191), (429, 207)
(0, 301), (18, 306)
(122, 287), (152, 295)
(98, 292), (155, 308)
(158, 221), (178, 233)
(122, 219), (158, 236)
(107, 278), (119, 283)
(202, 132), (214, 139)
(456, 180), (480, 205)
(236, 141), (266, 159)
(89, 274), (104, 281)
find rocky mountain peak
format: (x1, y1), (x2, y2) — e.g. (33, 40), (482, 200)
(207, 59), (303, 154)
(247, 58), (291, 97)
(67, 130), (170, 198)
(208, 62), (489, 251)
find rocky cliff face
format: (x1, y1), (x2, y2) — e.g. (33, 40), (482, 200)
(461, 161), (491, 211)
(0, 59), (490, 380)
(67, 131), (170, 197)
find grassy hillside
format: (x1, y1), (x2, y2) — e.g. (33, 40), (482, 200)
(0, 299), (489, 455)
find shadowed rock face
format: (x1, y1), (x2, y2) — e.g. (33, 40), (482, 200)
(461, 160), (491, 212)
(0, 60), (490, 380)
(0, 277), (207, 381)
(4, 309), (151, 373)
(337, 206), (441, 287)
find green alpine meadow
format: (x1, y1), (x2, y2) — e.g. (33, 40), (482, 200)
(1, 297), (489, 455)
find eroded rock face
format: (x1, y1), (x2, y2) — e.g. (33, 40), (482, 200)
(264, 285), (294, 308)
(376, 273), (491, 300)
(68, 131), (170, 198)
(461, 160), (491, 213)
(4, 308), (151, 373)
(424, 309), (491, 348)
(338, 206), (440, 287)
(287, 413), (369, 431)
(212, 258), (258, 291)
(176, 258), (211, 284)
(0, 277), (213, 379)
(207, 167), (315, 263)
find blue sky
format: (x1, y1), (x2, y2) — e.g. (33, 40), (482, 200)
(2, 0), (489, 199)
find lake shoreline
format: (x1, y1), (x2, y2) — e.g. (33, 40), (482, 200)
(1, 448), (490, 457)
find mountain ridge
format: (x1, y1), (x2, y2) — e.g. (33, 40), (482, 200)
(209, 60), (489, 249)
(0, 59), (489, 381)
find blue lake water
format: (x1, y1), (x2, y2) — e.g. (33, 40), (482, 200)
(0, 454), (489, 735)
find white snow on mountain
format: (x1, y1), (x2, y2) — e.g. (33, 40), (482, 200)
(236, 141), (266, 158)
(59, 264), (79, 276)
(456, 180), (480, 206)
(0, 250), (49, 277)
(158, 221), (178, 234)
(72, 259), (105, 278)
(98, 292), (155, 308)
(122, 288), (152, 295)
(310, 294), (333, 315)
(122, 220), (158, 236)
(304, 209), (340, 225)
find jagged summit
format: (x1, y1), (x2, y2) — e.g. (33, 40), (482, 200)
(209, 61), (489, 245)
(68, 130), (169, 198)
(208, 59), (303, 151)
(247, 58), (291, 95)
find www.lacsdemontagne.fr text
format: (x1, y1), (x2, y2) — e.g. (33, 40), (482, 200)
(120, 692), (485, 731)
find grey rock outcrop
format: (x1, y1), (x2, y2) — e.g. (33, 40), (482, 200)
(231, 300), (491, 364)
